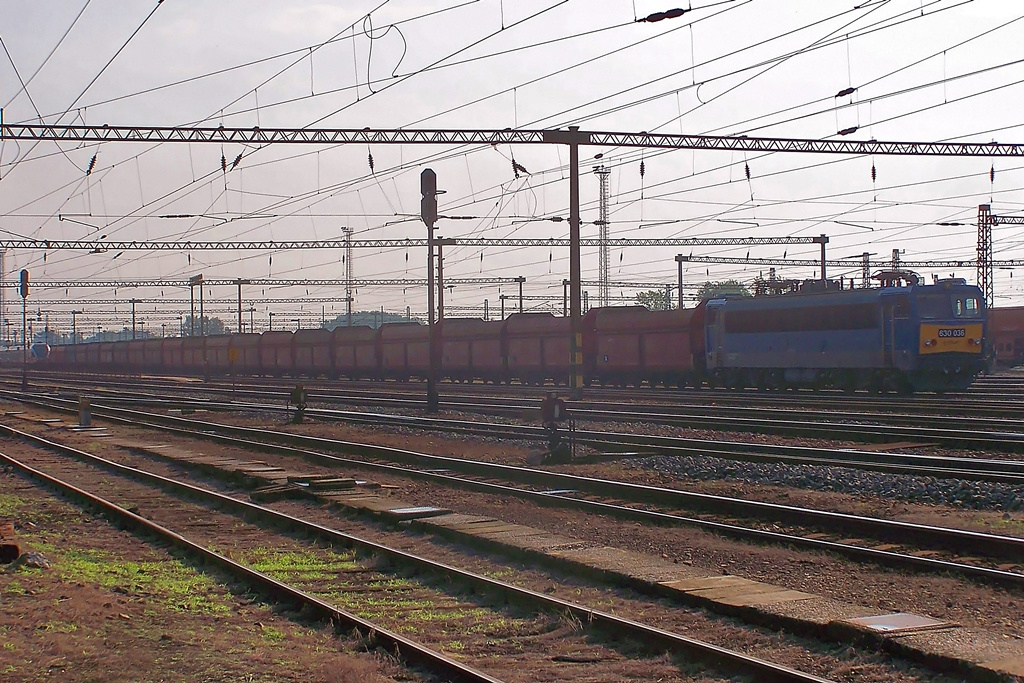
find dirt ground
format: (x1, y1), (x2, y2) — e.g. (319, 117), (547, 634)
(0, 473), (404, 683)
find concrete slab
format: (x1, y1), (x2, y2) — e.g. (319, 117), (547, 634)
(843, 612), (949, 634)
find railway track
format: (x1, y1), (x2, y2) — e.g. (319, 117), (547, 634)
(2, 417), (854, 683)
(7, 391), (1023, 588)
(11, 371), (1024, 458)
(7, 382), (1024, 484)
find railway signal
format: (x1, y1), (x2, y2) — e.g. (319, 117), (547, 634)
(19, 269), (28, 391)
(421, 169), (441, 413)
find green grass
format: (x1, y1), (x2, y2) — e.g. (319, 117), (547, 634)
(49, 547), (230, 614)
(0, 493), (25, 516)
(238, 548), (360, 581)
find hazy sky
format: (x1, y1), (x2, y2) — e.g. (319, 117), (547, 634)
(2, 0), (1024, 332)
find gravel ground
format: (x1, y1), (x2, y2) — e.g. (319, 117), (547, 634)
(626, 454), (1024, 512)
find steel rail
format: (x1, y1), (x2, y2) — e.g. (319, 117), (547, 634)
(0, 449), (502, 683)
(14, 371), (1024, 453)
(24, 408), (1021, 588)
(9, 391), (1024, 567)
(8, 376), (1024, 479)
(0, 426), (836, 683)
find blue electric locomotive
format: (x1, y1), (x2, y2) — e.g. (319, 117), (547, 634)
(703, 276), (985, 393)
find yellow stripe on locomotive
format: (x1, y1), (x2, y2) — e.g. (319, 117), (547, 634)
(918, 323), (983, 355)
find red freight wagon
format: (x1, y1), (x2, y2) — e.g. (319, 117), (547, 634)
(259, 331), (295, 375)
(69, 342), (89, 367)
(379, 322), (429, 380)
(142, 339), (163, 370)
(440, 318), (504, 382)
(583, 306), (697, 387)
(86, 341), (103, 367)
(162, 337), (184, 370)
(230, 334), (261, 374)
(112, 340), (130, 369)
(75, 342), (94, 367)
(125, 340), (147, 371)
(98, 342), (116, 367)
(503, 313), (571, 385)
(331, 326), (378, 378)
(293, 329), (333, 376)
(181, 337), (207, 373)
(205, 335), (232, 374)
(47, 344), (66, 368)
(989, 306), (1024, 366)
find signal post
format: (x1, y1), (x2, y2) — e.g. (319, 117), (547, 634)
(19, 269), (28, 391)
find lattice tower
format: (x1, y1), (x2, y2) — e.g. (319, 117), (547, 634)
(593, 166), (611, 307)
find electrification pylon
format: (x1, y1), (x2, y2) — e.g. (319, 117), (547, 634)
(593, 166), (611, 307)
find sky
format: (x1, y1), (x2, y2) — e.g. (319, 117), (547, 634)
(2, 0), (1024, 335)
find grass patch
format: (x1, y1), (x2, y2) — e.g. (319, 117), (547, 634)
(239, 548), (359, 581)
(38, 620), (78, 633)
(0, 493), (24, 516)
(260, 626), (287, 644)
(51, 547), (231, 614)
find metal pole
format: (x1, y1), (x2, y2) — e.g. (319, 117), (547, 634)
(131, 299), (137, 339)
(438, 240), (445, 322)
(190, 284), (195, 336)
(199, 283), (205, 336)
(516, 276), (525, 313)
(236, 279), (243, 333)
(675, 255), (684, 310)
(21, 295), (27, 392)
(422, 169), (439, 413)
(563, 279), (569, 316)
(500, 295), (506, 320)
(568, 127), (582, 399)
(818, 234), (828, 282)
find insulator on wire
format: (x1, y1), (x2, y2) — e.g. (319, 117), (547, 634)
(637, 8), (687, 22)
(640, 160), (645, 178)
(86, 154), (97, 176)
(368, 151), (375, 173)
(231, 153), (243, 170)
(871, 164), (877, 182)
(221, 154), (227, 172)
(991, 165), (996, 183)
(745, 163), (751, 181)
(835, 86), (857, 98)
(838, 126), (858, 136)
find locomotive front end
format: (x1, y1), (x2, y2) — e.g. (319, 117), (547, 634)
(908, 279), (986, 392)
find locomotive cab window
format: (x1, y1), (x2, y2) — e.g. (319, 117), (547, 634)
(953, 296), (981, 318)
(915, 294), (950, 320)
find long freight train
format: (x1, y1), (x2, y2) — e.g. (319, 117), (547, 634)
(43, 277), (987, 393)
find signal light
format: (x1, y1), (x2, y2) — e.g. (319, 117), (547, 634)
(420, 169), (438, 226)
(19, 269), (29, 298)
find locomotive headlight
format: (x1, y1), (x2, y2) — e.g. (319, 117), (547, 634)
(924, 339), (934, 347)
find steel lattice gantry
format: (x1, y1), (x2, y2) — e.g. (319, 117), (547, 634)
(0, 236), (828, 251)
(5, 123), (1024, 157)
(8, 123), (1023, 397)
(2, 277), (525, 289)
